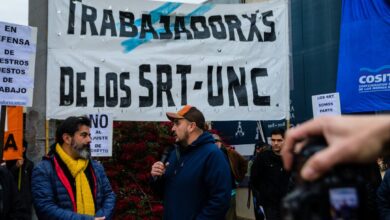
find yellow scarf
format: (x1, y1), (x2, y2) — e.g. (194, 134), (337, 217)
(56, 144), (95, 215)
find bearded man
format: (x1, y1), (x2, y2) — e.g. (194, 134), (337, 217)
(151, 105), (231, 220)
(32, 116), (115, 220)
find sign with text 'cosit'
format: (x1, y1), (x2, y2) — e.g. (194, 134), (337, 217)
(47, 0), (290, 121)
(89, 114), (113, 157)
(336, 0), (390, 113)
(0, 21), (37, 106)
(3, 106), (23, 160)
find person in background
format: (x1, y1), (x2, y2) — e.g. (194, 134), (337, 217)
(378, 156), (390, 178)
(32, 116), (116, 220)
(213, 133), (248, 220)
(0, 165), (29, 219)
(5, 140), (34, 219)
(254, 141), (271, 157)
(150, 105), (231, 219)
(248, 141), (271, 220)
(250, 128), (290, 220)
(377, 168), (390, 219)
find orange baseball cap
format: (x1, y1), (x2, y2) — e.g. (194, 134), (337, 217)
(166, 105), (206, 130)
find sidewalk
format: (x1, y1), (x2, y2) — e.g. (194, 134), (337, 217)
(236, 187), (255, 220)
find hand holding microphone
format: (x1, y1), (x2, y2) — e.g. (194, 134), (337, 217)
(151, 161), (167, 178)
(150, 145), (174, 178)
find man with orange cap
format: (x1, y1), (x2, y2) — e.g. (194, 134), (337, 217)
(151, 105), (232, 220)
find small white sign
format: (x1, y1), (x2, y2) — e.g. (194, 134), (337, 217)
(89, 113), (113, 157)
(312, 92), (341, 117)
(0, 21), (37, 106)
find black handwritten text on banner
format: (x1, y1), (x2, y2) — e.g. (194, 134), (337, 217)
(66, 0), (276, 42)
(60, 65), (270, 108)
(0, 22), (36, 106)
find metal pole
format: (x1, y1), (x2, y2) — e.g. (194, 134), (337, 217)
(0, 106), (6, 161)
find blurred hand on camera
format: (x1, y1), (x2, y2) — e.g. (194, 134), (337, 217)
(282, 115), (390, 181)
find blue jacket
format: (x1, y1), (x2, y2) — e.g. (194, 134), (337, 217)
(156, 132), (232, 220)
(32, 153), (116, 220)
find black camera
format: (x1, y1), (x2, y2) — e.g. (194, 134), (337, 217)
(282, 137), (381, 220)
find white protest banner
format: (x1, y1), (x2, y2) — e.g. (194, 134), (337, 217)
(0, 21), (37, 106)
(47, 0), (290, 121)
(89, 113), (113, 157)
(312, 92), (341, 118)
(153, 0), (208, 4)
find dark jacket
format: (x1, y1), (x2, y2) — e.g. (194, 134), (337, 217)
(32, 152), (116, 220)
(153, 132), (232, 220)
(0, 166), (29, 220)
(250, 149), (290, 205)
(6, 158), (34, 218)
(378, 169), (390, 220)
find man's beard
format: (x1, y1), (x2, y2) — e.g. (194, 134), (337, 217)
(176, 131), (190, 148)
(71, 140), (91, 159)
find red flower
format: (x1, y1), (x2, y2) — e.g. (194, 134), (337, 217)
(128, 195), (141, 203)
(136, 173), (150, 182)
(145, 133), (157, 141)
(135, 142), (147, 152)
(151, 204), (164, 214)
(128, 183), (138, 189)
(116, 199), (128, 210)
(110, 182), (119, 193)
(144, 155), (157, 166)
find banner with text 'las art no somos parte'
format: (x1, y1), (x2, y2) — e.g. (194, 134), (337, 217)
(47, 0), (290, 121)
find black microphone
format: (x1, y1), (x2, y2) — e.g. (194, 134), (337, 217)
(160, 145), (175, 163)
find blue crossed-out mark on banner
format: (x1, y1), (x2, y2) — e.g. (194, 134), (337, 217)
(121, 2), (214, 53)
